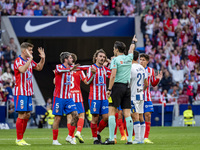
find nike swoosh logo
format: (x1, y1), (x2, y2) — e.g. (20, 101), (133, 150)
(25, 19), (61, 33)
(81, 20), (118, 33)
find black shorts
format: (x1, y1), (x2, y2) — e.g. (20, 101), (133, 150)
(109, 82), (131, 109)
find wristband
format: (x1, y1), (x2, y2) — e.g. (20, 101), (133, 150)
(131, 41), (137, 44)
(107, 89), (112, 92)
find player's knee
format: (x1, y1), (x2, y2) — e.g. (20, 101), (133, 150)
(145, 113), (151, 122)
(72, 111), (79, 123)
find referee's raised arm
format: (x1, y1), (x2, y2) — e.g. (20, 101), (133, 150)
(128, 35), (138, 54)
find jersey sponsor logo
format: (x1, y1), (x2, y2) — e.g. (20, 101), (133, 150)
(68, 104), (76, 109)
(20, 100), (24, 109)
(81, 20), (118, 33)
(27, 71), (32, 81)
(97, 76), (105, 86)
(120, 61), (123, 64)
(64, 76), (71, 85)
(25, 19), (61, 33)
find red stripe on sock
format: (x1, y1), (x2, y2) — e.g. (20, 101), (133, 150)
(53, 129), (58, 140)
(90, 123), (97, 138)
(77, 118), (84, 133)
(16, 118), (23, 140)
(144, 122), (151, 138)
(118, 119), (125, 137)
(69, 126), (76, 137)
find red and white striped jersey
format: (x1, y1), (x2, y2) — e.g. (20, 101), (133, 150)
(70, 70), (86, 103)
(53, 64), (72, 99)
(144, 67), (160, 102)
(87, 64), (111, 100)
(151, 90), (162, 101)
(14, 56), (37, 96)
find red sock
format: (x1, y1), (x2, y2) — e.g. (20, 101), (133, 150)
(23, 119), (29, 135)
(69, 126), (76, 137)
(90, 123), (97, 138)
(114, 113), (118, 135)
(67, 123), (74, 138)
(53, 129), (58, 140)
(124, 119), (128, 136)
(77, 118), (84, 133)
(118, 119), (125, 137)
(16, 118), (23, 140)
(97, 120), (107, 133)
(144, 122), (151, 138)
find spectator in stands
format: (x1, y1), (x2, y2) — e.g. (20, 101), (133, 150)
(191, 76), (198, 99)
(168, 62), (188, 89)
(23, 4), (34, 16)
(8, 37), (18, 54)
(3, 46), (13, 62)
(52, 4), (61, 16)
(140, 16), (147, 37)
(160, 70), (172, 91)
(123, 0), (134, 16)
(115, 2), (124, 16)
(151, 86), (162, 102)
(187, 80), (194, 105)
(146, 19), (154, 40)
(34, 4), (43, 16)
(15, 0), (24, 15)
(46, 97), (52, 108)
(168, 85), (179, 98)
(1, 67), (13, 83)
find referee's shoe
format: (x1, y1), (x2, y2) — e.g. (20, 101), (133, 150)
(102, 138), (115, 145)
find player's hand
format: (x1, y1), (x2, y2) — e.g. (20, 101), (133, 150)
(38, 47), (45, 59)
(156, 71), (163, 80)
(132, 35), (138, 43)
(53, 69), (55, 74)
(91, 66), (96, 74)
(106, 91), (111, 99)
(26, 49), (33, 59)
(70, 64), (80, 71)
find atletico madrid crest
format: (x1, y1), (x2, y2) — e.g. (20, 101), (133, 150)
(20, 106), (24, 109)
(93, 108), (96, 112)
(56, 109), (59, 113)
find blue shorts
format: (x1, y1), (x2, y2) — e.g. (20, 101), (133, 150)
(14, 95), (32, 112)
(131, 101), (136, 113)
(118, 105), (122, 111)
(52, 97), (77, 116)
(144, 101), (154, 113)
(88, 99), (108, 115)
(75, 102), (85, 114)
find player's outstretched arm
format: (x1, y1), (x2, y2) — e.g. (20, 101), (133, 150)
(128, 35), (138, 54)
(18, 49), (33, 73)
(35, 47), (45, 71)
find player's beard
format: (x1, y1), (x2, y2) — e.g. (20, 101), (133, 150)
(98, 59), (104, 65)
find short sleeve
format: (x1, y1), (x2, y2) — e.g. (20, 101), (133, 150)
(80, 71), (86, 81)
(31, 60), (37, 69)
(144, 71), (148, 79)
(14, 59), (23, 70)
(110, 58), (117, 69)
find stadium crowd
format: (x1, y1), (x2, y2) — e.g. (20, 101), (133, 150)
(0, 0), (135, 17)
(1, 0), (200, 117)
(141, 0), (200, 105)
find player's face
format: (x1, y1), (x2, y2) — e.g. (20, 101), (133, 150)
(24, 47), (33, 57)
(113, 47), (117, 56)
(67, 55), (73, 65)
(140, 57), (148, 68)
(96, 52), (106, 65)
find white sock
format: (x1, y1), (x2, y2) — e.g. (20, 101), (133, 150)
(67, 135), (72, 138)
(114, 135), (117, 138)
(133, 121), (140, 141)
(76, 131), (81, 135)
(140, 122), (146, 142)
(93, 137), (98, 140)
(97, 131), (100, 135)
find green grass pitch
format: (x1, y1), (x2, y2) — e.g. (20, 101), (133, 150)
(0, 127), (200, 150)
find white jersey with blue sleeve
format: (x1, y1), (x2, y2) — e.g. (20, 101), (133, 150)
(130, 63), (147, 101)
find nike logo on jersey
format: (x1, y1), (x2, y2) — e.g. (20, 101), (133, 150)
(25, 19), (61, 33)
(81, 20), (118, 33)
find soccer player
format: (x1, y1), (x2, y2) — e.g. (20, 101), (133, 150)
(87, 49), (111, 144)
(52, 52), (79, 145)
(140, 54), (163, 144)
(66, 53), (88, 143)
(104, 35), (137, 145)
(14, 42), (45, 146)
(130, 51), (148, 144)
